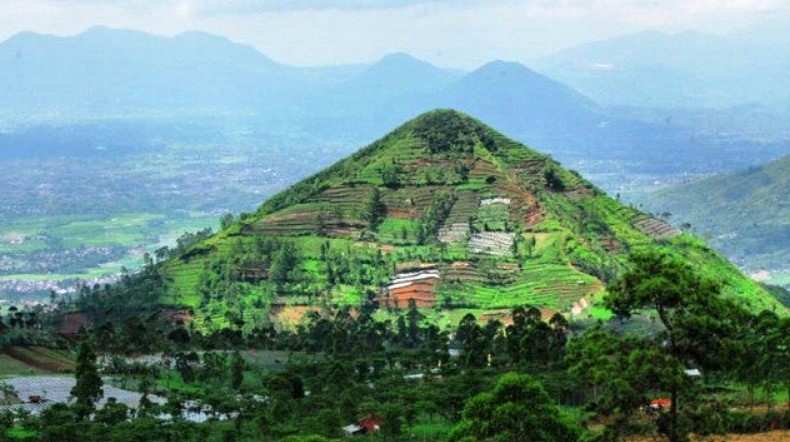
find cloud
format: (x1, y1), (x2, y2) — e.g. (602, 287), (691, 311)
(22, 0), (790, 18)
(2, 0), (789, 69)
(133, 0), (476, 15)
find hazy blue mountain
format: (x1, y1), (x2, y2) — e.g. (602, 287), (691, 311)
(437, 61), (603, 137)
(299, 58), (788, 178)
(2, 27), (786, 181)
(535, 30), (790, 111)
(432, 62), (717, 169)
(733, 17), (790, 48)
(300, 60), (605, 141)
(304, 53), (463, 115)
(0, 28), (460, 124)
(0, 26), (308, 118)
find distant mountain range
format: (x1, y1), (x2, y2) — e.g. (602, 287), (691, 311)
(534, 30), (790, 112)
(2, 27), (788, 302)
(647, 154), (790, 278)
(1, 27), (788, 177)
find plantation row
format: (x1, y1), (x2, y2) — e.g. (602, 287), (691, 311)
(634, 217), (681, 240)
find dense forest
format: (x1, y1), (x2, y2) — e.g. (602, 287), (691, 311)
(0, 250), (788, 442)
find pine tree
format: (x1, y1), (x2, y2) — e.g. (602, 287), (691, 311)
(364, 187), (387, 229)
(231, 350), (244, 390)
(71, 341), (103, 418)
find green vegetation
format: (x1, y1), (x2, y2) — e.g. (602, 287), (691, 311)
(128, 110), (782, 334)
(648, 154), (790, 283)
(1, 268), (787, 442)
(1, 109), (782, 441)
(71, 342), (103, 418)
(448, 372), (581, 442)
(0, 250), (788, 442)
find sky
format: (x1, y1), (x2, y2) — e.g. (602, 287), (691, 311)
(0, 0), (788, 68)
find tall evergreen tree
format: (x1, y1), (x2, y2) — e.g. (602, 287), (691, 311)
(570, 250), (746, 442)
(364, 187), (387, 230)
(71, 341), (103, 418)
(231, 350), (245, 390)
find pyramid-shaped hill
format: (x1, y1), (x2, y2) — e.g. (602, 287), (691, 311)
(163, 110), (785, 328)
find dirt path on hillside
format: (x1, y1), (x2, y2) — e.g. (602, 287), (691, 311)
(631, 430), (790, 442)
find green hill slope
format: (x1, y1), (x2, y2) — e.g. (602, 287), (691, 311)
(158, 110), (784, 330)
(648, 154), (790, 285)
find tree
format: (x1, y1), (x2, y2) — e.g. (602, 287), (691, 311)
(456, 314), (487, 368)
(231, 350), (245, 390)
(220, 213), (236, 230)
(381, 163), (402, 188)
(270, 241), (299, 293)
(448, 372), (580, 442)
(95, 397), (129, 426)
(364, 187), (387, 230)
(71, 341), (103, 418)
(738, 311), (790, 408)
(573, 250), (744, 442)
(567, 325), (671, 440)
(544, 166), (565, 191)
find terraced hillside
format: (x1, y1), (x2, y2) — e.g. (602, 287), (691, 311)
(648, 153), (790, 287)
(155, 110), (784, 330)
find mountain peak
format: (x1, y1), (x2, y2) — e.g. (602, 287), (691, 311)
(464, 60), (552, 87)
(365, 52), (445, 76)
(377, 52), (425, 64)
(407, 109), (497, 154)
(476, 60), (538, 74)
(151, 110), (782, 329)
(76, 26), (156, 41)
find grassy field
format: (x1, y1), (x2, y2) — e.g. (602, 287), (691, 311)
(0, 212), (218, 299)
(0, 347), (75, 376)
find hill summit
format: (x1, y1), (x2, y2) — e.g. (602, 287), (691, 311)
(159, 110), (783, 329)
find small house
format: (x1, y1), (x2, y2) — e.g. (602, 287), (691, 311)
(359, 414), (382, 432)
(342, 424), (365, 437)
(342, 414), (382, 437)
(649, 398), (671, 410)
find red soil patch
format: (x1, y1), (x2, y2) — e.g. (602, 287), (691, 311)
(58, 312), (91, 339)
(377, 279), (438, 308)
(469, 159), (500, 176)
(602, 235), (620, 253)
(630, 431), (790, 442)
(269, 305), (361, 328)
(161, 308), (192, 326)
(525, 208), (544, 226)
(385, 207), (417, 219)
(378, 244), (396, 253)
(479, 310), (513, 325)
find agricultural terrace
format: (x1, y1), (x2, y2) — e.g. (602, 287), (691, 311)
(143, 110), (784, 333)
